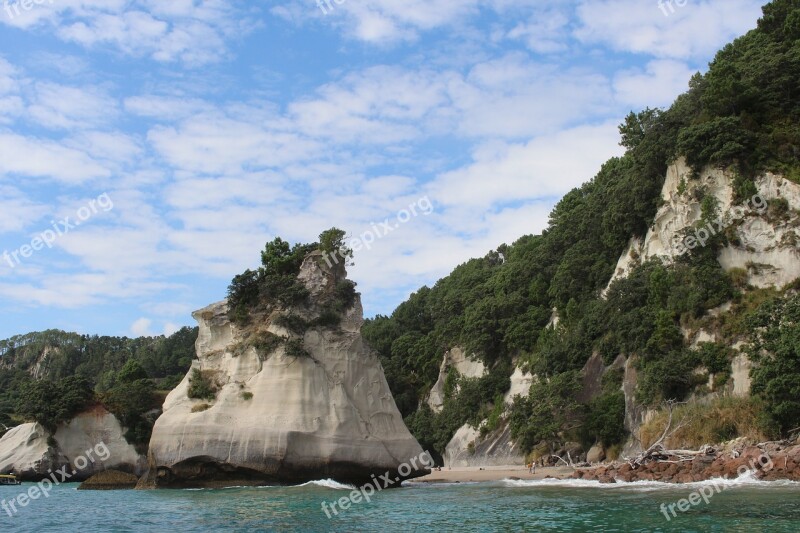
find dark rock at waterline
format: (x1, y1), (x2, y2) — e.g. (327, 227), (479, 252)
(573, 443), (800, 483)
(78, 470), (139, 490)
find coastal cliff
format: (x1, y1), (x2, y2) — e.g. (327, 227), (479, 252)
(0, 406), (146, 481)
(139, 250), (426, 488)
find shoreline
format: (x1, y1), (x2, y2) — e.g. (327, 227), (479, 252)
(411, 465), (575, 484)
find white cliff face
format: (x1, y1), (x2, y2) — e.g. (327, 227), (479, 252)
(0, 407), (145, 480)
(503, 366), (535, 405)
(143, 253), (426, 487)
(442, 364), (534, 467)
(0, 424), (54, 477)
(443, 421), (527, 467)
(426, 347), (487, 413)
(607, 159), (800, 290)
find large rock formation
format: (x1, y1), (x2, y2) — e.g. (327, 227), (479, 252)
(0, 406), (146, 481)
(140, 252), (426, 488)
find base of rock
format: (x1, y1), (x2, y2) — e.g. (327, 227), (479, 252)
(78, 470), (139, 490)
(136, 457), (428, 489)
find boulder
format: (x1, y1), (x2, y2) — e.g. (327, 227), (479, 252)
(78, 470), (139, 490)
(587, 444), (606, 464)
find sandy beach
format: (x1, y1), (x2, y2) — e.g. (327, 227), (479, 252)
(411, 465), (575, 484)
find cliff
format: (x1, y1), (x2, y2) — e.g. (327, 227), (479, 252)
(139, 251), (426, 488)
(0, 406), (146, 481)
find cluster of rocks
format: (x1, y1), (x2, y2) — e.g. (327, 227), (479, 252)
(574, 441), (800, 483)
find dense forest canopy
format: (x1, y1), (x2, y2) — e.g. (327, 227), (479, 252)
(0, 327), (198, 448)
(363, 0), (800, 459)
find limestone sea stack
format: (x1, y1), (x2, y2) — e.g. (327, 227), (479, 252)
(139, 251), (427, 488)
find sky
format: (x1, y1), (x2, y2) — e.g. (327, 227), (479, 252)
(0, 0), (767, 339)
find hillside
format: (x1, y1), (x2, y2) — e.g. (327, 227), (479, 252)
(0, 328), (197, 444)
(362, 0), (800, 463)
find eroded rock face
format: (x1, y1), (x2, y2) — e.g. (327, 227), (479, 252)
(426, 347), (487, 413)
(606, 159), (800, 290)
(0, 407), (146, 481)
(141, 253), (426, 488)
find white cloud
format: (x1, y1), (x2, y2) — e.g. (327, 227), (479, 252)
(1, 0), (248, 66)
(614, 59), (697, 108)
(429, 121), (624, 207)
(575, 0), (763, 59)
(28, 82), (119, 130)
(0, 133), (111, 183)
(163, 321), (180, 336)
(131, 317), (153, 337)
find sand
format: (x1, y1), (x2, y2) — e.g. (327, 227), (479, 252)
(411, 465), (575, 484)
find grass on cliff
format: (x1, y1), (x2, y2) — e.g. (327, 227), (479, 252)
(638, 396), (773, 450)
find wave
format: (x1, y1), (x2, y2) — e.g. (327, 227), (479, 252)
(181, 479), (357, 491)
(500, 471), (800, 491)
(294, 479), (356, 490)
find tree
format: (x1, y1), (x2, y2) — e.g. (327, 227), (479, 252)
(16, 376), (94, 433)
(117, 360), (148, 383)
(748, 293), (800, 435)
(319, 227), (353, 264)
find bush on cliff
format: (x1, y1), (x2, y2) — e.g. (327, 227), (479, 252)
(15, 376), (95, 433)
(187, 369), (217, 401)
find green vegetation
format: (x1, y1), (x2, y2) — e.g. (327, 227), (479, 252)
(364, 1), (800, 457)
(15, 376), (94, 433)
(102, 371), (159, 451)
(0, 327), (197, 446)
(187, 369), (217, 401)
(227, 238), (316, 325)
(747, 291), (800, 434)
(227, 229), (359, 334)
(638, 396), (772, 449)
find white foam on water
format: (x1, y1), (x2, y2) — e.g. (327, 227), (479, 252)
(295, 479), (356, 490)
(501, 470), (799, 491)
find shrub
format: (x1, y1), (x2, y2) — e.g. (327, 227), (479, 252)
(102, 378), (159, 450)
(187, 369), (217, 401)
(251, 331), (284, 359)
(240, 391), (253, 401)
(191, 403), (211, 413)
(273, 314), (310, 335)
(284, 338), (311, 359)
(638, 396), (772, 449)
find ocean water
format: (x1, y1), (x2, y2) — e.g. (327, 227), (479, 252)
(1, 477), (799, 532)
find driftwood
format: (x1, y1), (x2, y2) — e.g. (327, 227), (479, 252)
(629, 400), (715, 468)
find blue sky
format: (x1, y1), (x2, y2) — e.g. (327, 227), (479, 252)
(0, 0), (766, 339)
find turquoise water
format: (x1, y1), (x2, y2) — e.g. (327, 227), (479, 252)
(1, 478), (799, 532)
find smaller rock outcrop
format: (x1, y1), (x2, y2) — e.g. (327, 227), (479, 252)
(78, 470), (139, 490)
(0, 406), (146, 481)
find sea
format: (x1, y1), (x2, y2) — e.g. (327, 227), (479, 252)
(1, 475), (798, 532)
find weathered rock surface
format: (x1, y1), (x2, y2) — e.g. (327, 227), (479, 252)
(426, 347), (486, 413)
(0, 406), (146, 481)
(443, 364), (534, 467)
(140, 253), (426, 488)
(607, 158), (800, 290)
(443, 420), (527, 467)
